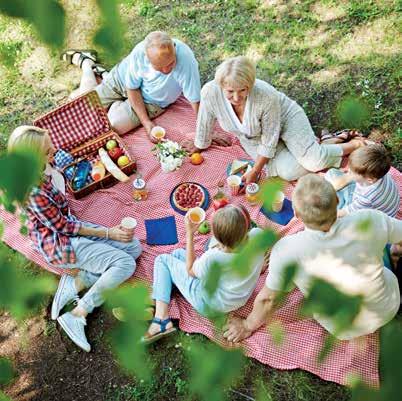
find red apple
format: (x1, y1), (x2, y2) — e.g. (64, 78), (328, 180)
(212, 197), (229, 211)
(108, 147), (124, 161)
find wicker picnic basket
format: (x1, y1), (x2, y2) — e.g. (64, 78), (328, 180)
(34, 90), (136, 199)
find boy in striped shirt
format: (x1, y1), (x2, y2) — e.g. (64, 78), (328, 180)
(325, 144), (400, 218)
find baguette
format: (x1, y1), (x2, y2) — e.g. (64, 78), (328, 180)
(98, 148), (130, 182)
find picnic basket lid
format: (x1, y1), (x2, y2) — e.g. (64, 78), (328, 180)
(34, 91), (111, 152)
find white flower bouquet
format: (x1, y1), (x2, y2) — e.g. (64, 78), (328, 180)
(152, 139), (187, 172)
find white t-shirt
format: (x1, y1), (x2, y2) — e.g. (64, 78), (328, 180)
(193, 228), (265, 313)
(45, 163), (66, 194)
(265, 210), (401, 340)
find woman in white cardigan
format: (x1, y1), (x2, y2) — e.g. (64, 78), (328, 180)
(183, 57), (366, 182)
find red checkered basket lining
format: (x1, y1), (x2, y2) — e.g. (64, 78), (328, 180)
(34, 91), (110, 152)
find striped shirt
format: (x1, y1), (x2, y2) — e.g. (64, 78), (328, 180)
(345, 173), (400, 217)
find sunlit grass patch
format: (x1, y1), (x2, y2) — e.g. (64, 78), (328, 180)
(330, 16), (401, 62)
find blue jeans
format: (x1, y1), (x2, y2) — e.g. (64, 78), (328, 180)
(325, 168), (356, 209)
(152, 249), (208, 315)
(57, 223), (142, 313)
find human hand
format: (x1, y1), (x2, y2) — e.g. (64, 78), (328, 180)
(241, 167), (259, 185)
(223, 316), (253, 343)
(390, 244), (402, 269)
(349, 137), (368, 149)
(181, 138), (201, 155)
(143, 121), (158, 143)
(211, 132), (232, 147)
(184, 213), (200, 235)
(109, 226), (133, 242)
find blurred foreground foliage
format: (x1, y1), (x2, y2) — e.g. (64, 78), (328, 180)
(0, 1), (401, 400)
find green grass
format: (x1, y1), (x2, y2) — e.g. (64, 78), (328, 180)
(0, 1), (401, 400)
(105, 332), (351, 401)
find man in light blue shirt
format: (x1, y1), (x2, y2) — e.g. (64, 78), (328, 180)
(63, 32), (201, 141)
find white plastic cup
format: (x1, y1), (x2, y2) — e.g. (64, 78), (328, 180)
(150, 126), (166, 141)
(186, 207), (206, 224)
(121, 217), (137, 235)
(272, 191), (285, 212)
(226, 175), (242, 196)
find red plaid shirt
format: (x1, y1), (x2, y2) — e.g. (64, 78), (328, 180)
(26, 175), (81, 265)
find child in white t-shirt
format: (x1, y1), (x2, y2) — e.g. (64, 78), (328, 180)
(325, 144), (400, 218)
(143, 205), (266, 343)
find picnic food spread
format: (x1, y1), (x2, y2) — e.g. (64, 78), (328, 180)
(173, 183), (205, 212)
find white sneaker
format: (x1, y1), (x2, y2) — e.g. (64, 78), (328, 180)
(51, 274), (79, 320)
(57, 312), (91, 352)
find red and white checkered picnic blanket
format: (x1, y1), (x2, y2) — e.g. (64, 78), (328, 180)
(2, 97), (401, 387)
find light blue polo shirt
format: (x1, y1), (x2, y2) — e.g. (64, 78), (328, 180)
(115, 39), (201, 108)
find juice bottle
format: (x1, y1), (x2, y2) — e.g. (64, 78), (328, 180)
(91, 161), (106, 181)
(132, 175), (148, 201)
(246, 183), (260, 205)
(212, 181), (229, 210)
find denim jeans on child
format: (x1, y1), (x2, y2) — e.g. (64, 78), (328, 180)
(55, 222), (142, 313)
(325, 168), (356, 209)
(152, 249), (208, 315)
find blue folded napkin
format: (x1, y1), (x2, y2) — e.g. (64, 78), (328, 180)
(145, 216), (178, 246)
(260, 198), (294, 226)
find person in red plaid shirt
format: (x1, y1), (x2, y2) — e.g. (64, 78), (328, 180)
(8, 126), (142, 352)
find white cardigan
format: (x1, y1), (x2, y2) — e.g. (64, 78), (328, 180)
(194, 79), (301, 159)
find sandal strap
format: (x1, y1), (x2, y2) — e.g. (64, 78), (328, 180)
(151, 317), (172, 333)
(60, 49), (97, 66)
(92, 63), (108, 76)
(78, 53), (96, 68)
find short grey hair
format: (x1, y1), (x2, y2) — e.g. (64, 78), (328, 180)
(293, 174), (338, 229)
(215, 56), (256, 90)
(144, 31), (173, 51)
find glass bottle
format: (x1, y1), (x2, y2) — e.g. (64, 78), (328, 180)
(246, 183), (260, 205)
(212, 180), (230, 210)
(132, 174), (148, 201)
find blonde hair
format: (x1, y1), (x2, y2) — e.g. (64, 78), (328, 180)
(349, 144), (391, 179)
(215, 56), (256, 90)
(293, 174), (338, 229)
(212, 205), (249, 250)
(7, 125), (50, 157)
(144, 31), (173, 51)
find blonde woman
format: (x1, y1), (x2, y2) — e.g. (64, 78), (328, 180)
(8, 126), (142, 352)
(143, 205), (266, 343)
(183, 56), (366, 182)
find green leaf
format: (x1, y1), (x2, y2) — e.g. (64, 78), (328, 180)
(336, 96), (371, 132)
(317, 334), (336, 363)
(105, 284), (151, 380)
(0, 392), (12, 401)
(94, 0), (126, 64)
(268, 320), (285, 346)
(301, 278), (363, 337)
(355, 217), (373, 234)
(188, 342), (244, 401)
(259, 179), (284, 211)
(0, 150), (43, 205)
(0, 243), (55, 320)
(203, 229), (277, 301)
(0, 0), (65, 48)
(0, 358), (14, 385)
